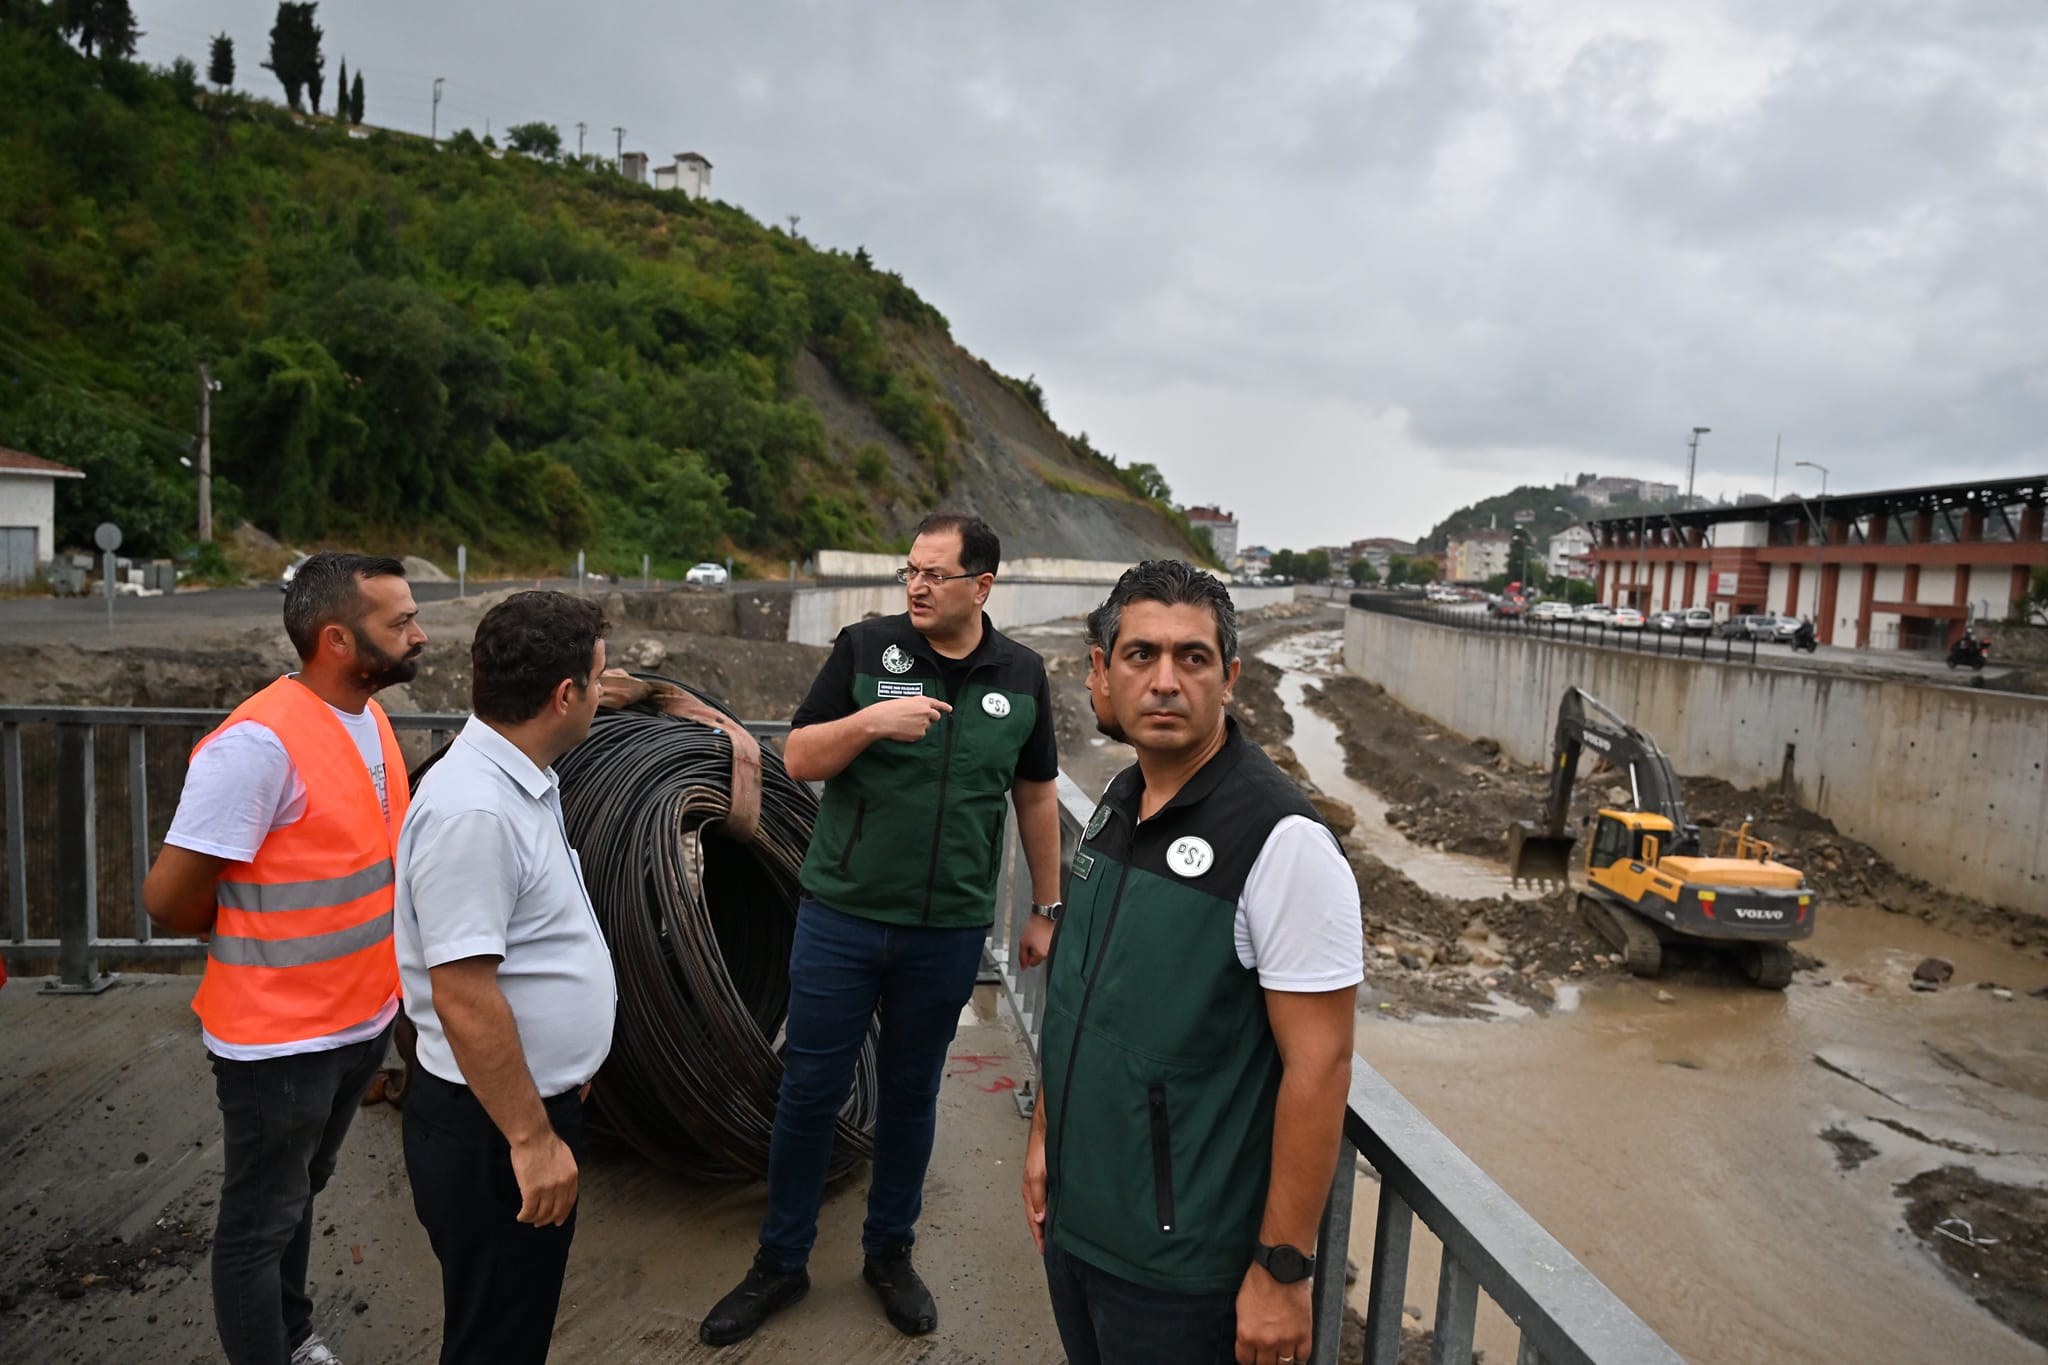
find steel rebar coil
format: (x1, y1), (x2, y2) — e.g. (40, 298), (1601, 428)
(552, 677), (877, 1181)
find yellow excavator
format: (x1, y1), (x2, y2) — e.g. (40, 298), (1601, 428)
(1507, 687), (1815, 990)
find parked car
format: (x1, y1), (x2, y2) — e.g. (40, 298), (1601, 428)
(1529, 601), (1574, 620)
(279, 553), (310, 592)
(1648, 611), (1682, 632)
(685, 561), (730, 586)
(1681, 608), (1715, 633)
(1719, 613), (1769, 639)
(1577, 604), (1615, 623)
(1611, 607), (1646, 630)
(1754, 614), (1804, 643)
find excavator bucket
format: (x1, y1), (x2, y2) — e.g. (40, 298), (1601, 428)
(1508, 821), (1576, 890)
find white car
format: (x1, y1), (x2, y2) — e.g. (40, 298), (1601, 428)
(1611, 608), (1646, 630)
(1529, 601), (1573, 620)
(1577, 604), (1614, 622)
(685, 562), (730, 586)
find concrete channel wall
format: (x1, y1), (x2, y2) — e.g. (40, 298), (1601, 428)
(789, 582), (1294, 646)
(1343, 608), (2048, 913)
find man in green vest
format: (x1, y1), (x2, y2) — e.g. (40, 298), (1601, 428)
(700, 513), (1065, 1347)
(1024, 561), (1362, 1365)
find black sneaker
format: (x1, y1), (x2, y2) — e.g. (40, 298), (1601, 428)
(862, 1245), (937, 1336)
(699, 1248), (810, 1347)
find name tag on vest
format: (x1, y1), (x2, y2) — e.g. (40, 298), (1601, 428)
(1072, 851), (1096, 881)
(876, 680), (926, 698)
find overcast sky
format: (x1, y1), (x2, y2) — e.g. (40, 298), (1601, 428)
(132, 1), (2047, 548)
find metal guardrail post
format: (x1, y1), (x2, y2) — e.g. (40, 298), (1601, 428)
(1309, 1138), (1358, 1364)
(1363, 1186), (1415, 1361)
(4, 721), (26, 944)
(128, 724), (150, 941)
(51, 721), (113, 993)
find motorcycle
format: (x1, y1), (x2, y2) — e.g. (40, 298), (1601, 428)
(1791, 622), (1818, 653)
(1946, 633), (1991, 671)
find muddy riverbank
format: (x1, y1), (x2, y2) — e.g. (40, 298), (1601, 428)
(1270, 625), (2048, 1360)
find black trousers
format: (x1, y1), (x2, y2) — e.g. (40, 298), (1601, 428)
(1043, 1240), (1241, 1365)
(208, 1023), (394, 1365)
(402, 1068), (586, 1365)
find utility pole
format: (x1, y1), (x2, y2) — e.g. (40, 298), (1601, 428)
(576, 121), (587, 159)
(1770, 433), (1782, 499)
(431, 76), (444, 141)
(1685, 426), (1711, 506)
(613, 126), (625, 171)
(787, 213), (800, 237)
(196, 362), (217, 544)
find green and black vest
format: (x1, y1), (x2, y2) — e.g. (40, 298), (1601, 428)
(1041, 718), (1330, 1294)
(799, 613), (1048, 930)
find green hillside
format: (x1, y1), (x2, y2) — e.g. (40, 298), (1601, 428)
(0, 14), (1200, 576)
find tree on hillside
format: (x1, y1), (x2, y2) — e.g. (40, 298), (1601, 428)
(262, 2), (323, 113)
(335, 55), (345, 119)
(59, 0), (140, 59)
(349, 67), (364, 123)
(1121, 461), (1171, 503)
(1348, 558), (1379, 587)
(506, 121), (563, 159)
(208, 31), (234, 89)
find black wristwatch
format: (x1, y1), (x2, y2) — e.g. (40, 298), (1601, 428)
(1252, 1242), (1316, 1284)
(1030, 900), (1064, 923)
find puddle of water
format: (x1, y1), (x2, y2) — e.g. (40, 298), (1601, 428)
(1260, 632), (1543, 902)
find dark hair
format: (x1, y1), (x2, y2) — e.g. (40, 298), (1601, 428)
(283, 553), (408, 661)
(470, 592), (610, 724)
(913, 513), (1001, 577)
(1093, 560), (1239, 665)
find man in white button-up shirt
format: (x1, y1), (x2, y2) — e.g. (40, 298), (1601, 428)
(394, 591), (617, 1365)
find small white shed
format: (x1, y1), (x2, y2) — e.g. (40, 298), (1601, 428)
(0, 446), (85, 585)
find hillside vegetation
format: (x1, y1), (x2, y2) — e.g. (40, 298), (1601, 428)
(0, 16), (1204, 574)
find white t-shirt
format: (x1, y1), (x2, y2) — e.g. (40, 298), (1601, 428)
(165, 695), (400, 1060)
(1233, 814), (1366, 991)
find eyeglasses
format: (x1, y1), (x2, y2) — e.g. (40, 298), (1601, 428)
(895, 566), (980, 586)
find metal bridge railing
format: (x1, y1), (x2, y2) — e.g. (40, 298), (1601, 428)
(5, 704), (1681, 1364)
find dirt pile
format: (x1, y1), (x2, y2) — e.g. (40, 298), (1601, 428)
(1897, 1167), (2048, 1349)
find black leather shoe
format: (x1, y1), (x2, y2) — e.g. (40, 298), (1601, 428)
(699, 1249), (810, 1347)
(862, 1246), (937, 1336)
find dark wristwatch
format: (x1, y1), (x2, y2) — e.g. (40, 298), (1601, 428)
(1030, 900), (1064, 923)
(1252, 1242), (1316, 1284)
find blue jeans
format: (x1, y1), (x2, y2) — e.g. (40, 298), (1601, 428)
(208, 1023), (394, 1365)
(1043, 1240), (1240, 1365)
(759, 896), (986, 1268)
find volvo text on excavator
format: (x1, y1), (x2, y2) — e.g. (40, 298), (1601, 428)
(1506, 687), (1816, 989)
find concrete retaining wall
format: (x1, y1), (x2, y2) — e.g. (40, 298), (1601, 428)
(1343, 608), (2048, 913)
(789, 584), (1294, 647)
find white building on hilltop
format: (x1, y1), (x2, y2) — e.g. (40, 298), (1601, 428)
(1546, 524), (1596, 582)
(1183, 505), (1239, 565)
(652, 151), (713, 199)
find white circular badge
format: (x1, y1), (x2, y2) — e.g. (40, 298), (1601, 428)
(1167, 836), (1214, 877)
(982, 692), (1011, 718)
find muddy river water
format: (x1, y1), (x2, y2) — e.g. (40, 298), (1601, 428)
(1262, 633), (2048, 1364)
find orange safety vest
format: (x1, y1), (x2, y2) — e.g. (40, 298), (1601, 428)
(188, 676), (406, 1047)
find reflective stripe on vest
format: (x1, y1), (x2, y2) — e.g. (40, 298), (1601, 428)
(217, 859), (395, 913)
(208, 909), (395, 968)
(187, 677), (405, 1047)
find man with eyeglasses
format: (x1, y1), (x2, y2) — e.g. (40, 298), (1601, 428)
(700, 513), (1064, 1347)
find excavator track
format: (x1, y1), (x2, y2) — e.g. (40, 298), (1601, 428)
(1578, 893), (1663, 977)
(1743, 942), (1795, 991)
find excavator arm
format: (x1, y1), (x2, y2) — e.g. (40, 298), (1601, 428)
(1507, 687), (1698, 889)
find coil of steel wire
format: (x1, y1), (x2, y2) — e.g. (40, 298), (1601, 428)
(552, 674), (878, 1181)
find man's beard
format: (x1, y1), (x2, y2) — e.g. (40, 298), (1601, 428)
(351, 628), (422, 691)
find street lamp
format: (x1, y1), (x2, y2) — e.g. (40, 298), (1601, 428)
(1794, 460), (1830, 624)
(1686, 426), (1711, 505)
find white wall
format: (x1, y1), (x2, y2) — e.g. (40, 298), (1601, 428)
(788, 583), (1295, 646)
(0, 474), (59, 562)
(1344, 608), (2048, 913)
(1918, 566), (1957, 604)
